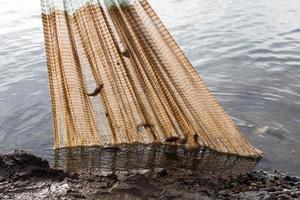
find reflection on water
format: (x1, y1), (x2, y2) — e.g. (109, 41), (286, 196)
(53, 144), (258, 175)
(0, 0), (300, 175)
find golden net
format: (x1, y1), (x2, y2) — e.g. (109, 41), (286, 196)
(41, 0), (262, 157)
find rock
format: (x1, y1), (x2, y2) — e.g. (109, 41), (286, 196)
(154, 168), (168, 177)
(105, 173), (118, 180)
(276, 194), (292, 200)
(165, 191), (182, 199)
(137, 169), (150, 175)
(284, 176), (292, 182)
(290, 192), (299, 198)
(262, 194), (272, 200)
(250, 183), (257, 187)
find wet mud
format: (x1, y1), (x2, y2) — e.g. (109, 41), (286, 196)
(0, 150), (299, 200)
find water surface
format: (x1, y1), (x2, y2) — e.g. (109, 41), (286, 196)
(0, 0), (300, 175)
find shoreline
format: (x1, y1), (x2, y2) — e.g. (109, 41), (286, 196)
(0, 150), (299, 200)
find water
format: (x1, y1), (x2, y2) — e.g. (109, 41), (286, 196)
(53, 144), (257, 175)
(0, 0), (300, 175)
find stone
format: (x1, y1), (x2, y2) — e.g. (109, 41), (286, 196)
(276, 194), (292, 200)
(154, 168), (168, 177)
(290, 192), (299, 198)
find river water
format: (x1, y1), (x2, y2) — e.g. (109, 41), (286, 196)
(0, 0), (299, 175)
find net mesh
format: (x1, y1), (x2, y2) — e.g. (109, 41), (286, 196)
(41, 0), (262, 157)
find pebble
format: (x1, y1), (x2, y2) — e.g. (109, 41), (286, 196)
(251, 183), (257, 187)
(154, 168), (168, 177)
(276, 194), (292, 200)
(290, 192), (299, 198)
(262, 194), (272, 200)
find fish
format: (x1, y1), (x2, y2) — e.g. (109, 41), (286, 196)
(87, 84), (104, 97)
(165, 136), (179, 143)
(137, 123), (155, 131)
(164, 135), (188, 144)
(194, 134), (201, 146)
(121, 49), (130, 58)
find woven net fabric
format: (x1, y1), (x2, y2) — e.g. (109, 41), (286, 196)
(41, 0), (261, 157)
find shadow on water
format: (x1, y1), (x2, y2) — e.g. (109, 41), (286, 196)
(52, 144), (259, 176)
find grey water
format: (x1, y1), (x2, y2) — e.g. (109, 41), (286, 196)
(0, 0), (300, 175)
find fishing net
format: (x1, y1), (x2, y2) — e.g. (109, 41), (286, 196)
(40, 0), (261, 157)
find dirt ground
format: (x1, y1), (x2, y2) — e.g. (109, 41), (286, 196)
(0, 150), (299, 200)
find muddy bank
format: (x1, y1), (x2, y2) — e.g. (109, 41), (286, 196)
(0, 151), (299, 200)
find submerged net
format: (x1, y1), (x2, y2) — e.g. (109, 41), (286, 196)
(41, 0), (261, 157)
